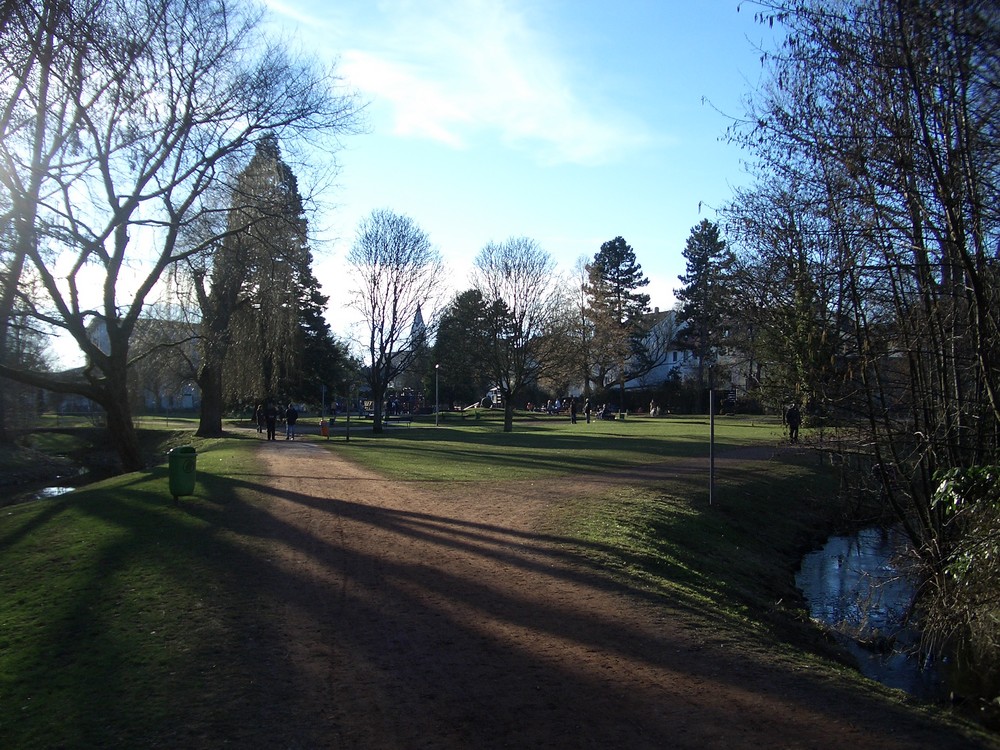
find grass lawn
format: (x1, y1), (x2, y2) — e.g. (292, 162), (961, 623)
(0, 435), (264, 747)
(1, 415), (983, 746)
(328, 410), (788, 481)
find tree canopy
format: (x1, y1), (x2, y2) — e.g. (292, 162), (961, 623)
(0, 0), (360, 468)
(432, 289), (492, 409)
(584, 237), (651, 403)
(192, 135), (354, 434)
(472, 237), (564, 432)
(728, 0), (1000, 681)
(675, 219), (734, 388)
(347, 209), (443, 433)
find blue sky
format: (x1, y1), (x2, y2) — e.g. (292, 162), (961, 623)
(265, 0), (775, 340)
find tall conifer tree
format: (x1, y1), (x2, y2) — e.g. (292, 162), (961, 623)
(675, 220), (734, 390)
(585, 236), (650, 411)
(197, 135), (348, 434)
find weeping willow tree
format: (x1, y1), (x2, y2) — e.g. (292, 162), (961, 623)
(729, 0), (1000, 689)
(223, 135), (305, 402)
(194, 135), (327, 434)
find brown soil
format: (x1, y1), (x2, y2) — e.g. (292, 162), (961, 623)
(224, 436), (993, 749)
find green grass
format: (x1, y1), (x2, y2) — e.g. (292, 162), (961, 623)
(561, 457), (841, 637)
(17, 431), (91, 455)
(0, 436), (262, 747)
(0, 416), (987, 746)
(328, 411), (786, 481)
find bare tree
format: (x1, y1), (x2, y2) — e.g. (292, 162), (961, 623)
(731, 0), (1000, 679)
(567, 257), (598, 397)
(472, 237), (564, 432)
(538, 274), (589, 400)
(0, 0), (102, 441)
(723, 177), (848, 413)
(0, 0), (360, 469)
(347, 209), (443, 433)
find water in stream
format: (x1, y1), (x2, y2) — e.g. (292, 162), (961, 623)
(795, 526), (949, 700)
(31, 486), (75, 499)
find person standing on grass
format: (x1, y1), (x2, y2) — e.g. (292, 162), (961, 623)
(255, 402), (265, 434)
(570, 397), (578, 424)
(584, 398), (592, 424)
(265, 400), (279, 441)
(285, 403), (299, 440)
(786, 402), (802, 443)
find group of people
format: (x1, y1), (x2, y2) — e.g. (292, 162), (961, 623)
(255, 400), (299, 441)
(526, 397), (619, 424)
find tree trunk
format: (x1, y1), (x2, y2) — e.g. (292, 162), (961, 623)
(102, 382), (144, 472)
(0, 221), (31, 445)
(197, 361), (225, 437)
(503, 401), (514, 432)
(371, 378), (385, 434)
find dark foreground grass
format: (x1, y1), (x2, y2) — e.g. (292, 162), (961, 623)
(0, 418), (991, 747)
(0, 435), (268, 748)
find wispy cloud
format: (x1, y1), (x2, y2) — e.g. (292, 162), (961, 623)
(273, 0), (652, 165)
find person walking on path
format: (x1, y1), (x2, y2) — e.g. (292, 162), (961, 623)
(265, 400), (279, 441)
(786, 403), (802, 443)
(255, 403), (265, 434)
(285, 403), (299, 440)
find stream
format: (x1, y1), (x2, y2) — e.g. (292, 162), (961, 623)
(795, 526), (949, 701)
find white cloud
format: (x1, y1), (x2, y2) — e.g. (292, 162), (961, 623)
(326, 0), (652, 165)
(341, 50), (472, 148)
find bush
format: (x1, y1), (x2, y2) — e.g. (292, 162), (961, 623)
(923, 466), (1000, 701)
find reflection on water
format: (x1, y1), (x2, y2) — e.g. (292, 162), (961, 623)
(796, 527), (947, 700)
(31, 486), (75, 500)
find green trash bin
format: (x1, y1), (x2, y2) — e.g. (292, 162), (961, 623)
(168, 446), (197, 500)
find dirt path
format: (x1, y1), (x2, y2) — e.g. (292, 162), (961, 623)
(232, 437), (989, 749)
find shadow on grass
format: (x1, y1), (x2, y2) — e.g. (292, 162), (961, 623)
(0, 447), (986, 749)
(333, 424), (758, 480)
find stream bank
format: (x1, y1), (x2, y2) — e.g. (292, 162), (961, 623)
(797, 525), (1000, 732)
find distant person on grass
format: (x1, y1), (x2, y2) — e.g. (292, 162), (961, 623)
(786, 403), (802, 443)
(265, 400), (278, 441)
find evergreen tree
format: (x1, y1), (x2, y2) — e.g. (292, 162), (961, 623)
(222, 134), (305, 403)
(675, 220), (734, 389)
(432, 289), (492, 408)
(293, 249), (357, 404)
(585, 236), (650, 411)
(197, 134), (337, 433)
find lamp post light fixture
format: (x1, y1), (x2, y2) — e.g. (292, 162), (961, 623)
(435, 364), (440, 427)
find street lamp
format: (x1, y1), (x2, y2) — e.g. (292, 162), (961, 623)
(435, 363), (440, 427)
